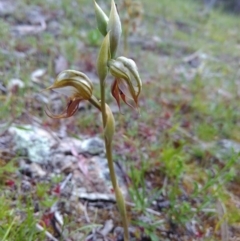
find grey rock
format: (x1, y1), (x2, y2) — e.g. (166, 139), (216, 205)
(9, 125), (58, 164)
(61, 162), (73, 174)
(30, 163), (46, 178)
(21, 180), (32, 192)
(81, 137), (104, 155)
(58, 137), (83, 154)
(9, 125), (105, 164)
(215, 139), (240, 161)
(72, 156), (128, 199)
(8, 124), (129, 201)
(218, 139), (240, 153)
(0, 1), (15, 17)
(50, 153), (78, 169)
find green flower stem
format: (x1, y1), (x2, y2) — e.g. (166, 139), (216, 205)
(100, 82), (107, 126)
(100, 82), (129, 241)
(89, 95), (102, 111)
(100, 82), (117, 189)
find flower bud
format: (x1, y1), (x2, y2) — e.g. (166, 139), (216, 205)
(107, 0), (122, 58)
(94, 0), (109, 36)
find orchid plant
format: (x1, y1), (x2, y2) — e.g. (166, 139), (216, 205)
(45, 1), (142, 240)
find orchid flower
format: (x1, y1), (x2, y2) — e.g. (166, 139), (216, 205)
(108, 56), (142, 110)
(45, 70), (100, 118)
